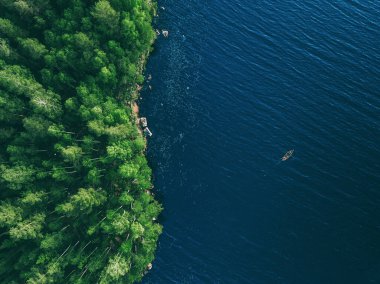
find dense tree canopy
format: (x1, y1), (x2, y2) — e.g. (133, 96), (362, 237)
(0, 0), (162, 283)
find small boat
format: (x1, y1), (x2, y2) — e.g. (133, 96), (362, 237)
(144, 127), (153, 137)
(281, 149), (294, 161)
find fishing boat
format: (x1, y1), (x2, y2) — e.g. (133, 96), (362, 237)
(281, 149), (294, 161)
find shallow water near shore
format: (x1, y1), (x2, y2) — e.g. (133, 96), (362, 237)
(140, 1), (380, 283)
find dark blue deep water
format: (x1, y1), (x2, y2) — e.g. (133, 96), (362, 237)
(140, 1), (380, 283)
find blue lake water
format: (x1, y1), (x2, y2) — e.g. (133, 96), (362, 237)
(140, 1), (380, 283)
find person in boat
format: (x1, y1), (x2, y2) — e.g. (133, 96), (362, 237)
(281, 149), (294, 161)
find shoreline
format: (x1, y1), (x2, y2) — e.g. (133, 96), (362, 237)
(131, 19), (158, 143)
(132, 101), (144, 137)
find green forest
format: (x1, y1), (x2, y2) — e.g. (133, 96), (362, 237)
(0, 0), (162, 283)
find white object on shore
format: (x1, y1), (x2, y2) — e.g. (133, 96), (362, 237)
(139, 117), (148, 128)
(162, 30), (169, 37)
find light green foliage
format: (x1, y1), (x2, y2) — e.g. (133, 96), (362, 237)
(1, 165), (35, 190)
(23, 116), (51, 138)
(101, 255), (130, 283)
(107, 141), (133, 161)
(56, 188), (106, 215)
(61, 145), (83, 165)
(9, 213), (45, 240)
(119, 192), (134, 205)
(101, 210), (130, 235)
(130, 222), (144, 240)
(0, 202), (23, 227)
(119, 162), (139, 179)
(40, 233), (64, 250)
(29, 90), (62, 119)
(0, 17), (27, 38)
(0, 38), (11, 58)
(21, 191), (45, 206)
(91, 0), (120, 36)
(0, 0), (161, 283)
(12, 1), (34, 15)
(18, 38), (47, 60)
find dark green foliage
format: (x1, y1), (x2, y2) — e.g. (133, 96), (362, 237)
(0, 0), (161, 283)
